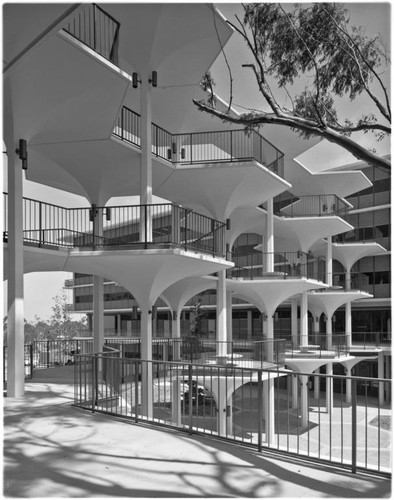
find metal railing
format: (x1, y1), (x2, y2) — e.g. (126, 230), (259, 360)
(3, 194), (226, 257)
(347, 332), (391, 348)
(104, 338), (286, 368)
(114, 106), (284, 175)
(331, 272), (370, 293)
(3, 345), (33, 385)
(63, 3), (120, 64)
(228, 251), (326, 282)
(273, 192), (349, 217)
(285, 334), (349, 358)
(74, 354), (392, 475)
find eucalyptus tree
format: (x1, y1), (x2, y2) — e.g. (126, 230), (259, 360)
(195, 3), (390, 170)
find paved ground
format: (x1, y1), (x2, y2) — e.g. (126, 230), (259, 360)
(3, 368), (392, 498)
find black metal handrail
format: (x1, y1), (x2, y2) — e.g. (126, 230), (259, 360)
(273, 192), (349, 217)
(63, 4), (120, 65)
(3, 193), (226, 257)
(331, 272), (370, 292)
(104, 337), (286, 367)
(114, 106), (284, 175)
(73, 355), (392, 474)
(285, 334), (349, 358)
(228, 250), (326, 282)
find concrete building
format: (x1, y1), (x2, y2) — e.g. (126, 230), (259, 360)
(3, 2), (391, 456)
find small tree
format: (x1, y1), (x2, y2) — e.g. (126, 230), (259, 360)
(194, 3), (390, 171)
(48, 292), (86, 339)
(189, 300), (207, 337)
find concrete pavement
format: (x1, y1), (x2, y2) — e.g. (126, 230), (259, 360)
(3, 369), (391, 498)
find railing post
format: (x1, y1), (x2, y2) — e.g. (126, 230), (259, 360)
(134, 360), (139, 422)
(188, 363), (193, 435)
(144, 204), (148, 249)
(38, 201), (43, 247)
(351, 377), (357, 473)
(92, 355), (97, 413)
(30, 344), (33, 378)
(93, 4), (97, 53)
(190, 133), (193, 164)
(46, 340), (50, 368)
(257, 369), (263, 452)
(230, 130), (233, 160)
(184, 210), (188, 251)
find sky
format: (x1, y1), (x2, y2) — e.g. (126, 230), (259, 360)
(2, 1), (391, 322)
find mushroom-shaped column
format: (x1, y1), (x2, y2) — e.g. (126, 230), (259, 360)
(286, 358), (338, 426)
(308, 290), (372, 414)
(308, 290), (373, 350)
(311, 241), (387, 347)
(272, 217), (353, 254)
(66, 247), (232, 417)
(161, 276), (218, 359)
(339, 356), (378, 404)
(227, 277), (325, 444)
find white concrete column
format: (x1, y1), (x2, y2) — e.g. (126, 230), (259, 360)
(171, 378), (181, 426)
(299, 374), (309, 427)
(216, 270), (227, 358)
(378, 351), (384, 406)
(262, 313), (267, 336)
(226, 290), (233, 342)
(246, 310), (252, 340)
(300, 291), (308, 349)
(171, 310), (181, 361)
(152, 305), (157, 337)
(326, 362), (333, 416)
(291, 298), (298, 348)
(141, 305), (153, 418)
(140, 77), (153, 243)
(345, 302), (352, 349)
(326, 236), (333, 286)
(292, 373), (298, 408)
(265, 198), (274, 273)
(345, 367), (352, 404)
(93, 209), (104, 354)
(7, 145), (25, 397)
(266, 313), (274, 362)
(314, 368), (320, 400)
(263, 377), (275, 446)
(313, 314), (320, 345)
(217, 379), (229, 437)
(93, 276), (104, 353)
(326, 315), (333, 350)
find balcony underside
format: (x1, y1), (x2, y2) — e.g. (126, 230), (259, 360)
(5, 31), (130, 147)
(3, 243), (232, 293)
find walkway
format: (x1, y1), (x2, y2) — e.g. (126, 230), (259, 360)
(3, 368), (391, 498)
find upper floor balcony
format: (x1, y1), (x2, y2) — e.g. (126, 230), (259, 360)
(3, 194), (227, 258)
(227, 251), (326, 282)
(273, 191), (350, 218)
(63, 4), (120, 65)
(113, 106), (284, 175)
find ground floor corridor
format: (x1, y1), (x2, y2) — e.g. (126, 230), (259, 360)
(3, 369), (391, 498)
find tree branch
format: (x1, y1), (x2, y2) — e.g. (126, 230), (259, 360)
(193, 99), (391, 171)
(321, 5), (391, 122)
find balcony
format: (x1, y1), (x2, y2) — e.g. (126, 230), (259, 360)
(63, 4), (120, 65)
(113, 106), (284, 175)
(104, 338), (286, 368)
(227, 251), (326, 282)
(273, 192), (349, 218)
(285, 334), (349, 359)
(330, 272), (370, 293)
(3, 194), (226, 258)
